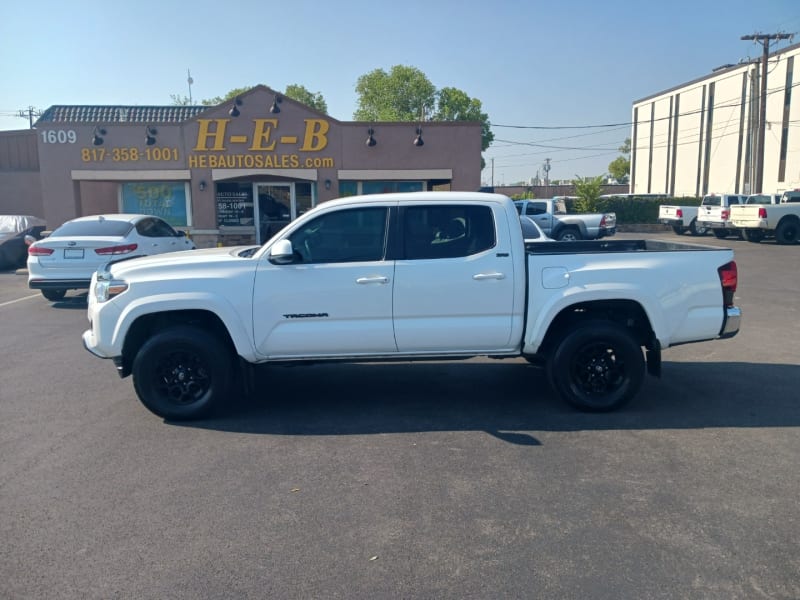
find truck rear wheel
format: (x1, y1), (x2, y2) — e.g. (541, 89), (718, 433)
(775, 220), (799, 245)
(712, 230), (729, 239)
(547, 321), (644, 412)
(671, 226), (686, 235)
(688, 220), (707, 236)
(132, 325), (232, 420)
(41, 289), (66, 301)
(556, 228), (582, 241)
(743, 229), (764, 243)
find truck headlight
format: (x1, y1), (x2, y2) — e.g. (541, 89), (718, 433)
(94, 272), (128, 302)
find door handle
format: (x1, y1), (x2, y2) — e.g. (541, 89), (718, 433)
(473, 272), (505, 280)
(356, 276), (389, 284)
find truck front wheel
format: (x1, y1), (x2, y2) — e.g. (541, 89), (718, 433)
(132, 325), (232, 420)
(547, 321), (644, 412)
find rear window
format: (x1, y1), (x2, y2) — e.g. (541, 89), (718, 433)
(702, 196), (722, 207)
(782, 192), (800, 203)
(51, 219), (133, 237)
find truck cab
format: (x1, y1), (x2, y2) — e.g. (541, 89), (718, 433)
(698, 194), (747, 238)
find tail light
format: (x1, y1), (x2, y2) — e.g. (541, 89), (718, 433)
(28, 246), (54, 256)
(758, 207), (767, 219)
(94, 243), (138, 256)
(718, 261), (737, 307)
(599, 215), (606, 226)
(676, 209), (683, 218)
(721, 209), (730, 220)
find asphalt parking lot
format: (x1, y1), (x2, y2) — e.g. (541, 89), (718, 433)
(1, 232), (798, 599)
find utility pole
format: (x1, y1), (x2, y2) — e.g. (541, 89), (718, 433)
(543, 158), (551, 187)
(741, 32), (792, 193)
(17, 106), (41, 129)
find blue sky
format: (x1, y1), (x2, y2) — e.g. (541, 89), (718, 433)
(1, 0), (797, 185)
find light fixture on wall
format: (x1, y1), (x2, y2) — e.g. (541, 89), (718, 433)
(92, 126), (107, 146)
(366, 127), (376, 147)
(229, 97), (242, 117)
(270, 94), (283, 114)
(324, 179), (331, 190)
(199, 180), (207, 192)
(144, 126), (158, 146)
(413, 126), (424, 147)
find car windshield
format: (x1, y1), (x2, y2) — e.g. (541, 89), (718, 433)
(52, 220), (133, 237)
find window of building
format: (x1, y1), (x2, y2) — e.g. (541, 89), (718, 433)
(288, 207), (388, 263)
(339, 181), (424, 197)
(120, 182), (191, 227)
(403, 205), (495, 260)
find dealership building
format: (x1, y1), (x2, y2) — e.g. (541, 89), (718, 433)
(0, 85), (481, 246)
(631, 41), (800, 197)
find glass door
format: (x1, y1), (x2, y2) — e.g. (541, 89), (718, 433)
(255, 183), (292, 244)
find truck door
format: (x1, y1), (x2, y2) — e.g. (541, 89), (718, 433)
(252, 205), (397, 357)
(523, 201), (553, 235)
(392, 203), (516, 352)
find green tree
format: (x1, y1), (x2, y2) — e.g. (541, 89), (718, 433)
(354, 65), (494, 163)
(572, 175), (605, 212)
(284, 84), (328, 114)
(201, 87), (254, 106)
(608, 137), (631, 182)
(435, 87), (494, 152)
(354, 65), (436, 122)
(170, 94), (193, 106)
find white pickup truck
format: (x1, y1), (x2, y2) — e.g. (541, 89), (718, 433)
(697, 194), (747, 239)
(513, 198), (616, 241)
(658, 203), (707, 236)
(730, 190), (800, 244)
(82, 192), (741, 420)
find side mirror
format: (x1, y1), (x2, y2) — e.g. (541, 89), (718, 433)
(268, 239), (295, 264)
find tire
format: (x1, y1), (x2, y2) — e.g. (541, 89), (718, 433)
(557, 228), (582, 242)
(775, 220), (799, 245)
(743, 229), (764, 243)
(132, 325), (232, 420)
(712, 230), (729, 239)
(546, 321), (645, 412)
(671, 226), (685, 235)
(688, 219), (707, 236)
(41, 289), (66, 301)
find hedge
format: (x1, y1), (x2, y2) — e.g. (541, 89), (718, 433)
(563, 196), (703, 224)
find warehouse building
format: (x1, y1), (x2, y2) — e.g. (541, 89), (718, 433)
(631, 42), (800, 197)
(0, 85), (481, 246)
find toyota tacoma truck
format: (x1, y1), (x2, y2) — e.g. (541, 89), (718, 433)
(729, 189), (800, 244)
(513, 198), (616, 241)
(83, 192), (741, 420)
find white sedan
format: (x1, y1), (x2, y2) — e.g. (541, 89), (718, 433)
(28, 214), (195, 301)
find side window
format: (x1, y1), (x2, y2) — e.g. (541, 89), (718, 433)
(525, 202), (547, 216)
(404, 205), (495, 260)
(288, 207), (387, 263)
(150, 218), (179, 237)
(135, 219), (157, 238)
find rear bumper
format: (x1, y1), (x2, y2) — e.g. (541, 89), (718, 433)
(29, 278), (91, 290)
(659, 218), (683, 227)
(699, 221), (735, 229)
(597, 226), (616, 238)
(720, 306), (741, 339)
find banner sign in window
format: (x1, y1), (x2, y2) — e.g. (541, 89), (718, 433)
(121, 182), (188, 227)
(216, 182), (254, 226)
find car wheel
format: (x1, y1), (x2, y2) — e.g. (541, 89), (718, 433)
(547, 321), (644, 412)
(742, 229), (764, 243)
(712, 230), (729, 239)
(775, 220), (799, 245)
(688, 219), (707, 236)
(132, 325), (232, 420)
(671, 226), (685, 235)
(557, 228), (582, 241)
(41, 289), (66, 301)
